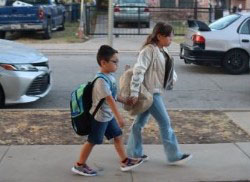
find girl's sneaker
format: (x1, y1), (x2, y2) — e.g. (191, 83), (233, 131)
(141, 154), (149, 162)
(168, 154), (193, 165)
(71, 163), (97, 176)
(120, 157), (143, 172)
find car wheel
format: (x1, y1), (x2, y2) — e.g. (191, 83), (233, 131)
(223, 49), (249, 74)
(0, 86), (5, 108)
(0, 31), (6, 39)
(43, 20), (52, 39)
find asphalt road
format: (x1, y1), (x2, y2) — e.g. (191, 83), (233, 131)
(5, 52), (250, 109)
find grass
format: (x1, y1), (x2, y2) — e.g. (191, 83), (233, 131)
(7, 22), (87, 44)
(6, 21), (185, 44)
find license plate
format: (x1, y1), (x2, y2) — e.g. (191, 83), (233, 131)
(10, 24), (21, 29)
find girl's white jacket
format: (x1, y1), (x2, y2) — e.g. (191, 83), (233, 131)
(130, 44), (177, 97)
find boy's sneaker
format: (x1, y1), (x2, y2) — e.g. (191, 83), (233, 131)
(120, 157), (143, 172)
(141, 154), (149, 162)
(168, 154), (193, 165)
(71, 164), (97, 176)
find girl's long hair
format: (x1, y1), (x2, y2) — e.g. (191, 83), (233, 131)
(141, 22), (173, 49)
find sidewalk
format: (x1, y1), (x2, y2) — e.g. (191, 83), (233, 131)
(0, 111), (250, 182)
(29, 37), (180, 55)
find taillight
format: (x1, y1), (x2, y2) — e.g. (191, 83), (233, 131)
(114, 6), (120, 12)
(144, 7), (149, 12)
(192, 34), (205, 44)
(38, 8), (45, 19)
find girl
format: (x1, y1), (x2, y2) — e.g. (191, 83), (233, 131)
(127, 22), (192, 165)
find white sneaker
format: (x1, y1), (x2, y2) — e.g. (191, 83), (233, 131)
(168, 154), (192, 165)
(120, 158), (143, 172)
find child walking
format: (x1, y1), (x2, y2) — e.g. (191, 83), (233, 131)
(127, 22), (192, 165)
(71, 45), (143, 177)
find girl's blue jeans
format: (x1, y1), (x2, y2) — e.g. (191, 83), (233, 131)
(126, 93), (183, 162)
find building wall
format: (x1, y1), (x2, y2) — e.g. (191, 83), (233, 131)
(246, 0), (250, 9)
(231, 0), (246, 9)
(147, 0), (160, 7)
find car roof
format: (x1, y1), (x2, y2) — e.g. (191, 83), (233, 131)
(237, 12), (250, 17)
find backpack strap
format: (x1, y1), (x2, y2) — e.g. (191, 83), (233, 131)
(90, 73), (112, 118)
(92, 98), (105, 117)
(95, 73), (112, 89)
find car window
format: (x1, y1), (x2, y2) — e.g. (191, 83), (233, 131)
(119, 0), (145, 3)
(209, 14), (241, 30)
(239, 19), (250, 34)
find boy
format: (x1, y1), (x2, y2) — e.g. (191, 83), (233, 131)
(71, 45), (143, 176)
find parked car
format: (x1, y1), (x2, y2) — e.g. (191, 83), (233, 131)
(0, 39), (52, 108)
(114, 0), (150, 28)
(0, 0), (65, 39)
(180, 13), (250, 74)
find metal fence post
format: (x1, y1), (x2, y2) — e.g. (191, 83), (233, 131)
(138, 6), (141, 35)
(108, 0), (114, 47)
(194, 0), (198, 20)
(86, 6), (89, 35)
(209, 4), (212, 23)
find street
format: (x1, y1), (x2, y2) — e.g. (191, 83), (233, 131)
(5, 52), (250, 109)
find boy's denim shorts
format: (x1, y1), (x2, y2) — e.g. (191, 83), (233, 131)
(88, 117), (122, 145)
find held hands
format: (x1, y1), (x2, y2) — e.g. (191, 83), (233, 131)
(118, 95), (139, 106)
(126, 96), (138, 105)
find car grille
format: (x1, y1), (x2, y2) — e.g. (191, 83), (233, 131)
(26, 74), (50, 96)
(32, 62), (49, 68)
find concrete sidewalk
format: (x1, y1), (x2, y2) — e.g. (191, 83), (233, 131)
(0, 111), (250, 182)
(0, 143), (250, 182)
(28, 37), (180, 55)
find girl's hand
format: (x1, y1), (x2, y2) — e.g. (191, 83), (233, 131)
(128, 96), (138, 105)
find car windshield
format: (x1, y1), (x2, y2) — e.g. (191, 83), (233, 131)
(209, 14), (241, 30)
(119, 0), (145, 3)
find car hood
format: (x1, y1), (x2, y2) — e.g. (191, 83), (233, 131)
(0, 39), (46, 64)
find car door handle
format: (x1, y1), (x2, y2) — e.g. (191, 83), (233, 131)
(242, 39), (249, 43)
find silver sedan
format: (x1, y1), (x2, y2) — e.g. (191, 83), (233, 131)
(0, 39), (52, 107)
(114, 0), (150, 28)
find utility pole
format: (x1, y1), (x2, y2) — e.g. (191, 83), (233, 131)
(108, 0), (114, 46)
(78, 0), (86, 39)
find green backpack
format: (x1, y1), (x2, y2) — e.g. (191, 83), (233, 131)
(70, 75), (110, 136)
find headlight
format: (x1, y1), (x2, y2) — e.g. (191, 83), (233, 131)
(0, 64), (38, 71)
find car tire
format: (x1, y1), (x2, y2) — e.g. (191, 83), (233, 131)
(0, 31), (6, 39)
(43, 20), (52, 39)
(0, 86), (5, 108)
(223, 49), (249, 74)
